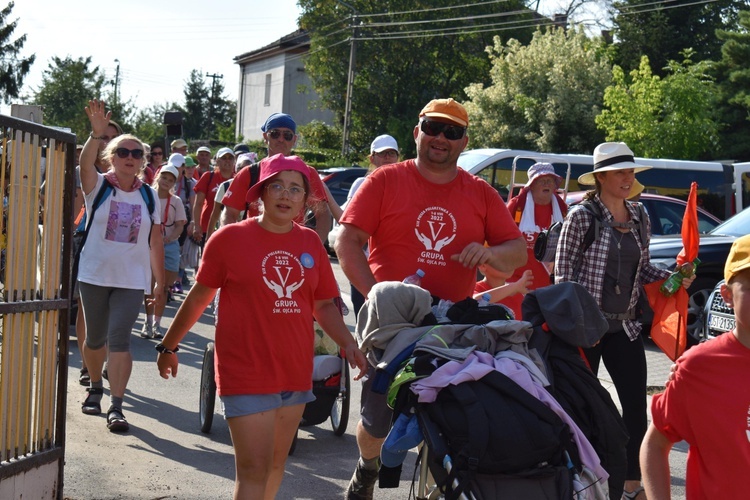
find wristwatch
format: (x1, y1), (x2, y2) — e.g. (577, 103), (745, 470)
(155, 343), (179, 355)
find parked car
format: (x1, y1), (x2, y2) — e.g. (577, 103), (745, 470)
(566, 191), (722, 237)
(703, 280), (734, 340)
(649, 206), (749, 343)
(319, 167), (368, 206)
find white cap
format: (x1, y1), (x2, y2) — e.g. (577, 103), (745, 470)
(160, 165), (180, 180)
(196, 146), (211, 154)
(370, 134), (399, 153)
(215, 147), (235, 159)
(167, 153), (185, 167)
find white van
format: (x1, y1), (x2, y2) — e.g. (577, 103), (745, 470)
(458, 148), (750, 220)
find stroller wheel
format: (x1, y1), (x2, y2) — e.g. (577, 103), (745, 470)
(199, 343), (216, 433)
(330, 360), (350, 436)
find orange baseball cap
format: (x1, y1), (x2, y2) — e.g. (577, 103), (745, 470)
(419, 98), (468, 127)
(725, 234), (750, 283)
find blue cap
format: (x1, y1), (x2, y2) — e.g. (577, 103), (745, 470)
(380, 413), (423, 468)
(262, 113), (296, 133)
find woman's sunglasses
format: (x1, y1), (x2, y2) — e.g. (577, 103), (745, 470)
(420, 120), (466, 141)
(268, 129), (295, 141)
(115, 148), (144, 159)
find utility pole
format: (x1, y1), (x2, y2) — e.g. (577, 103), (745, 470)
(336, 0), (358, 157)
(113, 59), (120, 108)
(205, 73), (223, 138)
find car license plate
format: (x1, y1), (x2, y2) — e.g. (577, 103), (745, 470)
(708, 313), (735, 332)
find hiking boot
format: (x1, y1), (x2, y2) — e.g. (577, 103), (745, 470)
(181, 273), (190, 286)
(140, 322), (154, 339)
(345, 462), (378, 500)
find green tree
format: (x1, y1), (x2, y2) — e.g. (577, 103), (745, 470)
(596, 54), (720, 159)
(464, 26), (611, 153)
(0, 2), (35, 104)
(32, 56), (105, 139)
(182, 69), (209, 140)
(299, 0), (535, 159)
(611, 0), (747, 77)
(180, 70), (236, 141)
(713, 10), (750, 160)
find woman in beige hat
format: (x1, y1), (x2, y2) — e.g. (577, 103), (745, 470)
(555, 142), (694, 499)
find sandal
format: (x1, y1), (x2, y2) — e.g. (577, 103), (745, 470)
(622, 486), (645, 499)
(81, 387), (103, 415)
(79, 367), (90, 386)
(106, 406), (129, 432)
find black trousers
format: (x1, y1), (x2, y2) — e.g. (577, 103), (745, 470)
(583, 328), (647, 481)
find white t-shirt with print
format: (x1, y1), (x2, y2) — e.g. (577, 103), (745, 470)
(78, 174), (161, 292)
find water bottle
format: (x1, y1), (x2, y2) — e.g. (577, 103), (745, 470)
(403, 269), (425, 286)
(477, 293), (491, 306)
(660, 258), (701, 297)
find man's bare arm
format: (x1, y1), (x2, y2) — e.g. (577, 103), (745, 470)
(221, 206), (241, 226)
(641, 423), (674, 500)
(335, 224), (375, 298)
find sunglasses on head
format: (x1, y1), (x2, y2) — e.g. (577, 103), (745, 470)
(420, 120), (466, 140)
(115, 148), (144, 160)
(268, 129), (295, 141)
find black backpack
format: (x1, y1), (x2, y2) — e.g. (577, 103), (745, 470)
(423, 370), (575, 497)
(534, 199), (648, 262)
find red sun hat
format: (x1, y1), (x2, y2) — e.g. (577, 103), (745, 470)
(245, 154), (310, 205)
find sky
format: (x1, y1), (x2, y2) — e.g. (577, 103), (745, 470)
(4, 0), (580, 118)
(3, 0), (303, 115)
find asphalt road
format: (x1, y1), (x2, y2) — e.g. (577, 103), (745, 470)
(62, 258), (687, 499)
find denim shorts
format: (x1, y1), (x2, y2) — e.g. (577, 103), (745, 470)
(164, 240), (180, 273)
(221, 390), (316, 419)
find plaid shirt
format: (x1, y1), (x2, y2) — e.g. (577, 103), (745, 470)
(554, 196), (669, 340)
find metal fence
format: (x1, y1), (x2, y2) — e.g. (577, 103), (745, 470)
(0, 115), (75, 499)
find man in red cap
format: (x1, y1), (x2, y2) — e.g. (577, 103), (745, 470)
(336, 98), (527, 499)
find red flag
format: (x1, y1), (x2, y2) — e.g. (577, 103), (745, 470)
(645, 182), (699, 361)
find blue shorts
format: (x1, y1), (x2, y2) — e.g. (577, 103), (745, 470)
(164, 240), (180, 273)
(220, 390), (315, 419)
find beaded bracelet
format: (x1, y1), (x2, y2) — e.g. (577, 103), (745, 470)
(89, 133), (106, 140)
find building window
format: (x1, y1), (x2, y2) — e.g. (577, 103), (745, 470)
(264, 74), (271, 106)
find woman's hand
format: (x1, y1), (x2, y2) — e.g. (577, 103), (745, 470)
(84, 99), (112, 136)
(682, 273), (697, 289)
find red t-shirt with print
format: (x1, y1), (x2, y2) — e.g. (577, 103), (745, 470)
(341, 160), (522, 302)
(196, 218), (339, 396)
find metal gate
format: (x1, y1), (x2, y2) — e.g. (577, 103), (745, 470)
(0, 115), (75, 499)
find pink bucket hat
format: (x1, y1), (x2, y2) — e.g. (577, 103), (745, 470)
(245, 154), (310, 204)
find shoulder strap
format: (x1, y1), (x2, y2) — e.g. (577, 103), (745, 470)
(72, 178), (114, 280)
(579, 199), (604, 252)
(138, 184), (156, 224)
(632, 201), (649, 247)
(249, 161), (260, 187)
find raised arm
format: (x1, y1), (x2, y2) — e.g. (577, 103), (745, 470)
(80, 99), (111, 194)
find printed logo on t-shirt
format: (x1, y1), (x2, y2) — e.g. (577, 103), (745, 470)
(262, 250), (305, 314)
(105, 200), (142, 244)
(414, 206), (456, 267)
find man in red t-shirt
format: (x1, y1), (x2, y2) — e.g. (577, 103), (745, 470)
(191, 147), (235, 244)
(641, 235), (750, 500)
(336, 98), (527, 499)
(220, 112), (332, 242)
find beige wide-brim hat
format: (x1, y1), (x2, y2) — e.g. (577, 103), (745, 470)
(578, 142), (652, 186)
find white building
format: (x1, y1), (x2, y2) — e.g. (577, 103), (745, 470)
(234, 30), (335, 140)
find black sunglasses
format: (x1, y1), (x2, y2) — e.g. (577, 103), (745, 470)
(268, 129), (295, 141)
(420, 120), (466, 140)
(151, 151), (163, 156)
(115, 148), (144, 159)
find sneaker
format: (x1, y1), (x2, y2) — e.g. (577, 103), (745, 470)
(345, 461), (378, 500)
(172, 281), (183, 294)
(102, 364), (109, 381)
(153, 324), (164, 340)
(140, 322), (154, 339)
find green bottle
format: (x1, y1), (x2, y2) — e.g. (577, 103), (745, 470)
(659, 258), (701, 297)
